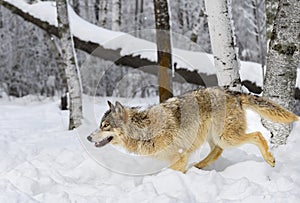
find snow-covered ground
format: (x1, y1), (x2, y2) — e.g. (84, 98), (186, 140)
(0, 95), (300, 202)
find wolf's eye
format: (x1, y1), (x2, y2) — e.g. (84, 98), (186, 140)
(103, 123), (110, 128)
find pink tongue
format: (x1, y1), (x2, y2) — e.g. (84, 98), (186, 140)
(94, 137), (112, 147)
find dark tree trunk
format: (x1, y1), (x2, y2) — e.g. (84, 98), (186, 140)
(95, 0), (100, 22)
(135, 0), (139, 30)
(139, 0), (144, 32)
(0, 5), (3, 28)
(153, 0), (173, 103)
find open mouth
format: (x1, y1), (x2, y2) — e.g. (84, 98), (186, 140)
(95, 136), (113, 147)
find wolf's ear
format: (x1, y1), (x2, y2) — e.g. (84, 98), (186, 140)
(115, 101), (128, 121)
(115, 101), (125, 114)
(107, 101), (114, 109)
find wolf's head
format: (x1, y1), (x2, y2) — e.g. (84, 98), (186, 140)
(87, 101), (128, 147)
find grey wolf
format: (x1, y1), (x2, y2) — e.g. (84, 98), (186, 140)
(87, 87), (298, 172)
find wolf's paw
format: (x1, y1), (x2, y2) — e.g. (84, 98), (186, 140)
(194, 161), (207, 169)
(265, 152), (275, 167)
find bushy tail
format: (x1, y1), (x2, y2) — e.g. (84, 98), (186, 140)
(240, 94), (298, 124)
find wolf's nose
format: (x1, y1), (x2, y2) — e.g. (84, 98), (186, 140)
(87, 136), (92, 142)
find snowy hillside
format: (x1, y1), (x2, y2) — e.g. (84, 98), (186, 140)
(1, 96), (300, 202)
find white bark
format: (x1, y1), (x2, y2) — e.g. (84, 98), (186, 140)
(190, 8), (205, 43)
(265, 0), (279, 42)
(71, 0), (79, 15)
(112, 0), (121, 31)
(204, 0), (241, 90)
(262, 0), (300, 145)
(134, 0), (144, 35)
(177, 0), (184, 32)
(56, 0), (82, 130)
(100, 0), (108, 27)
(251, 0), (266, 69)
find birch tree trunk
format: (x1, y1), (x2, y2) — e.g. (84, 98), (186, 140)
(71, 0), (79, 15)
(153, 0), (173, 102)
(56, 0), (82, 130)
(190, 8), (205, 43)
(95, 0), (100, 22)
(184, 1), (190, 31)
(112, 0), (121, 31)
(177, 0), (184, 33)
(204, 0), (241, 90)
(251, 0), (266, 69)
(265, 0), (279, 41)
(262, 0), (299, 145)
(100, 0), (108, 27)
(0, 5), (2, 28)
(135, 0), (139, 32)
(134, 0), (144, 35)
(139, 0), (144, 28)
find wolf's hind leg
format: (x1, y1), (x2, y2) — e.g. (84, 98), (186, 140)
(194, 146), (223, 169)
(170, 154), (188, 173)
(221, 131), (275, 167)
(245, 132), (275, 167)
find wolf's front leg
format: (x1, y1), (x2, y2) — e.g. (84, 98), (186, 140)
(169, 154), (188, 173)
